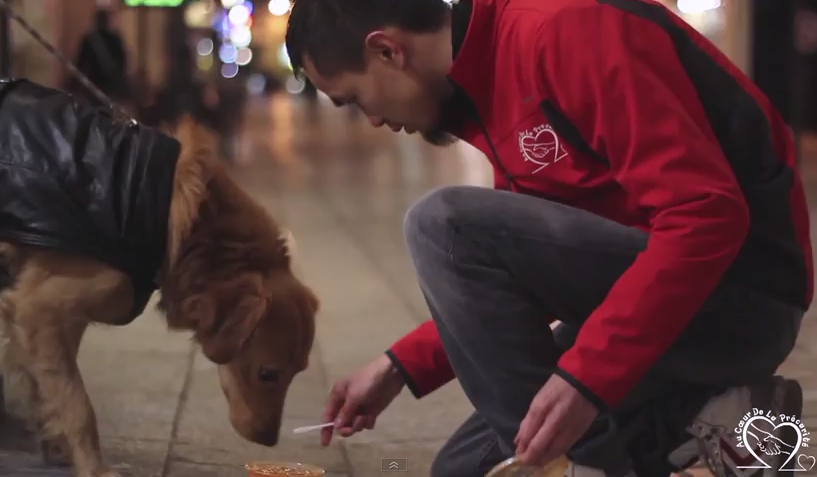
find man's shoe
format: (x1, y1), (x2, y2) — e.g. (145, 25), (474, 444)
(563, 462), (608, 476)
(668, 376), (806, 477)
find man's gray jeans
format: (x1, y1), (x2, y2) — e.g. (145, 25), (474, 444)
(402, 186), (803, 477)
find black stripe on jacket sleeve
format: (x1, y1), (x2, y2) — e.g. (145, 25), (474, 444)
(553, 367), (609, 412)
(384, 349), (422, 399)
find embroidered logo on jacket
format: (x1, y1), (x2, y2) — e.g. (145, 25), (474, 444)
(518, 124), (567, 174)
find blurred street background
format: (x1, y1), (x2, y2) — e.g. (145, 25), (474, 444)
(0, 0), (816, 476)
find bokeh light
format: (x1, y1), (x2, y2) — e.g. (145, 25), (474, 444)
(236, 48), (253, 66)
(219, 43), (238, 63)
(268, 0), (290, 16)
(676, 0), (721, 14)
(228, 3), (251, 25)
(221, 63), (240, 79)
(197, 38), (214, 56)
(230, 26), (252, 47)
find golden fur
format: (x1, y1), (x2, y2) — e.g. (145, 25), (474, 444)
(0, 118), (318, 477)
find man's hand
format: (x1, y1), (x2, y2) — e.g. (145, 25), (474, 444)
(514, 373), (599, 466)
(320, 354), (405, 445)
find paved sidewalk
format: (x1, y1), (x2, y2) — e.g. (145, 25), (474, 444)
(1, 97), (815, 477)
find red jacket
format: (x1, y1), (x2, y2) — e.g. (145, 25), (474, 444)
(388, 0), (813, 408)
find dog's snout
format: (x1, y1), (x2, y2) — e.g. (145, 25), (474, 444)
(250, 429), (280, 447)
(230, 416), (281, 447)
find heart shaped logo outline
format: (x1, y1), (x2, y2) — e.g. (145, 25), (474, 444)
(798, 453), (816, 471)
(518, 125), (567, 174)
(736, 415), (802, 471)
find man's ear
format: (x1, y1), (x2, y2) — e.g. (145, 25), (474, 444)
(363, 30), (405, 68)
(183, 275), (268, 364)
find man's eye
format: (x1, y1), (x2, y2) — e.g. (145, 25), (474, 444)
(258, 366), (279, 383)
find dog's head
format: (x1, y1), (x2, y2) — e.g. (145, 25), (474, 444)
(166, 231), (318, 447)
(190, 267), (317, 446)
(161, 117), (318, 446)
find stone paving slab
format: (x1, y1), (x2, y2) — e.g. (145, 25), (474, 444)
(344, 440), (446, 477)
(0, 438), (168, 477)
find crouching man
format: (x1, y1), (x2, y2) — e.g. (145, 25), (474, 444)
(285, 0), (811, 475)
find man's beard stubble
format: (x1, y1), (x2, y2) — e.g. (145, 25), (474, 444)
(420, 129), (458, 147)
(419, 88), (464, 147)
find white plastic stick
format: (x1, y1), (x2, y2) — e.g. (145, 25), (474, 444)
(292, 422), (335, 434)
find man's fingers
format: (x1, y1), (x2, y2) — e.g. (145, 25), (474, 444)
(515, 417), (531, 454)
(336, 414), (375, 438)
(520, 411), (563, 466)
(352, 415), (368, 432)
(337, 425), (356, 437)
(515, 402), (547, 454)
(336, 397), (362, 428)
(319, 427), (334, 446)
(323, 384), (346, 424)
(322, 382), (353, 445)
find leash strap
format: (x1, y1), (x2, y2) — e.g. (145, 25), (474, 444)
(0, 0), (137, 125)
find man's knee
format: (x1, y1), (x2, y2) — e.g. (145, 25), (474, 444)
(403, 185), (485, 256)
(429, 453), (471, 477)
(429, 451), (456, 477)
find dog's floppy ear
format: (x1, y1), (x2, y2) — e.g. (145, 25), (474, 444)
(182, 274), (268, 364)
(281, 229), (296, 260)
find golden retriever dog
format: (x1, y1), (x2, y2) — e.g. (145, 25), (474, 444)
(0, 108), (317, 477)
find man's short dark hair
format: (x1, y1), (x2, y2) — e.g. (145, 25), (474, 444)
(286, 0), (450, 78)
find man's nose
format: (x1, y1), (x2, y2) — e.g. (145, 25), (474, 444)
(367, 116), (385, 128)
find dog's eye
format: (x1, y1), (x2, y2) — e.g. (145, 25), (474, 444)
(258, 366), (279, 383)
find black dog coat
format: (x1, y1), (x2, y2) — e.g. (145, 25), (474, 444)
(0, 78), (180, 321)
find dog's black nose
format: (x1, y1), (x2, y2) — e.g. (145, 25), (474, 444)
(251, 429), (280, 447)
(230, 416), (282, 446)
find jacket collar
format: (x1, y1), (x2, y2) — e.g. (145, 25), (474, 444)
(447, 0), (498, 102)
